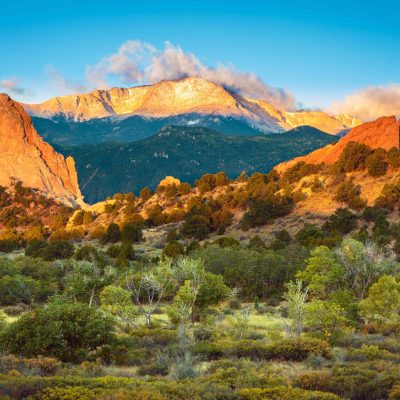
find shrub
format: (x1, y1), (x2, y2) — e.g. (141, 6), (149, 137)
(366, 154), (388, 177)
(0, 274), (41, 305)
(193, 326), (214, 342)
(194, 337), (331, 361)
(241, 195), (294, 229)
(282, 161), (324, 183)
(181, 214), (210, 240)
(121, 223), (143, 243)
(346, 344), (399, 362)
(0, 355), (61, 376)
(140, 187), (152, 202)
(40, 240), (75, 261)
(375, 180), (400, 210)
(338, 141), (373, 172)
(0, 302), (115, 363)
(388, 147), (400, 168)
(74, 245), (102, 262)
(195, 173), (229, 193)
(102, 223), (122, 244)
(163, 241), (185, 259)
(322, 208), (358, 234)
(295, 365), (396, 400)
(0, 239), (20, 253)
(212, 236), (240, 248)
(239, 386), (341, 400)
(23, 226), (45, 242)
(305, 300), (350, 344)
(334, 178), (366, 211)
(247, 235), (266, 251)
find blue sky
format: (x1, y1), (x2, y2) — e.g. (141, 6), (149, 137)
(1, 0), (399, 114)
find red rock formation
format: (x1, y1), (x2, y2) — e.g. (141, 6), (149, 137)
(0, 93), (83, 205)
(275, 116), (400, 173)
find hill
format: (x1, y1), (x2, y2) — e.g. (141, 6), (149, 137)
(31, 113), (274, 146)
(56, 125), (337, 203)
(275, 116), (400, 173)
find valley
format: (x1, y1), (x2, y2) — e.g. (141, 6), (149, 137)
(55, 125), (337, 203)
(0, 75), (399, 400)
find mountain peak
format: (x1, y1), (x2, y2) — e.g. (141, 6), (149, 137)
(0, 93), (83, 205)
(22, 78), (363, 134)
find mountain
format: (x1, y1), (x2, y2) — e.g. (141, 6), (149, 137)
(31, 113), (273, 146)
(275, 116), (400, 173)
(56, 125), (337, 203)
(248, 98), (362, 135)
(24, 77), (361, 144)
(0, 93), (83, 206)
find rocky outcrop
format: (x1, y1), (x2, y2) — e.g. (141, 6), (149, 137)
(0, 93), (83, 206)
(275, 116), (400, 173)
(23, 77), (362, 134)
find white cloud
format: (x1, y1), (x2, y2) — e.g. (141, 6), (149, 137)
(86, 40), (156, 89)
(46, 66), (87, 95)
(331, 84), (400, 120)
(85, 40), (296, 110)
(0, 77), (28, 96)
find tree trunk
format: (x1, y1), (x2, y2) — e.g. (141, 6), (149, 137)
(146, 313), (152, 326)
(89, 288), (95, 308)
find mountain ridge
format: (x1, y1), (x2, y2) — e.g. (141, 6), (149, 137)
(55, 124), (337, 203)
(23, 77), (362, 135)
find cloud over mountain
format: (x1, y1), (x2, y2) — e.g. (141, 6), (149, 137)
(85, 40), (297, 110)
(332, 83), (400, 120)
(46, 66), (87, 95)
(0, 78), (28, 96)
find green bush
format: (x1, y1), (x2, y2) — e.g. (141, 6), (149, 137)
(0, 355), (61, 376)
(0, 302), (115, 363)
(121, 223), (143, 243)
(388, 147), (400, 168)
(366, 154), (388, 177)
(163, 241), (185, 258)
(239, 386), (341, 400)
(194, 337), (331, 361)
(337, 141), (373, 172)
(334, 178), (366, 211)
(295, 363), (398, 400)
(40, 241), (75, 261)
(101, 223), (122, 244)
(282, 161), (324, 184)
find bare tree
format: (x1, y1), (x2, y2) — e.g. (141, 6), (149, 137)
(174, 258), (206, 324)
(336, 239), (398, 300)
(126, 258), (177, 326)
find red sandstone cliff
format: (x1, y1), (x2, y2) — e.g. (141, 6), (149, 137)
(0, 93), (83, 205)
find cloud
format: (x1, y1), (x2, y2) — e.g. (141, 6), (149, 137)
(0, 78), (28, 96)
(331, 84), (400, 120)
(86, 40), (156, 89)
(46, 66), (88, 95)
(85, 40), (296, 110)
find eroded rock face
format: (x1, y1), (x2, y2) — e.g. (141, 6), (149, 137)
(275, 116), (400, 173)
(0, 93), (83, 205)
